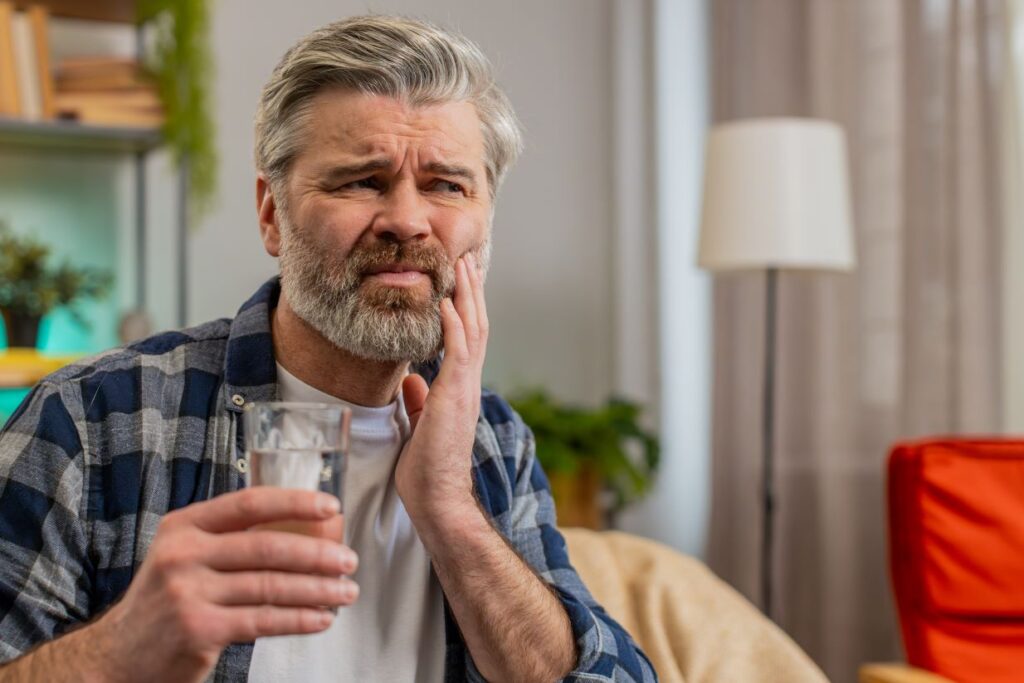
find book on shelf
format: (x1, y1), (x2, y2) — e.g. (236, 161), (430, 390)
(0, 6), (162, 129)
(28, 4), (54, 118)
(55, 57), (158, 95)
(11, 7), (41, 119)
(53, 55), (164, 128)
(55, 70), (145, 92)
(55, 88), (162, 110)
(56, 104), (163, 128)
(0, 2), (54, 120)
(0, 2), (22, 116)
(56, 56), (141, 81)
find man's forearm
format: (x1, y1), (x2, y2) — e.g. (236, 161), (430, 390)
(0, 617), (118, 683)
(413, 500), (577, 682)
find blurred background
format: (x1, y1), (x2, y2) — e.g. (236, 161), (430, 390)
(2, 1), (1023, 682)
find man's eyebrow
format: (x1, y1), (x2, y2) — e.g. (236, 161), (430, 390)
(317, 158), (480, 187)
(319, 158), (393, 183)
(423, 161), (479, 185)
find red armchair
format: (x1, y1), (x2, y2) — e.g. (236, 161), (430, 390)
(862, 439), (1024, 683)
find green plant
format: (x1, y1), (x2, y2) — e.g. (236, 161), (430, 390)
(0, 223), (112, 326)
(509, 390), (660, 514)
(139, 0), (217, 221)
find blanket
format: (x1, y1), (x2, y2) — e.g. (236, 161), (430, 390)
(562, 528), (829, 683)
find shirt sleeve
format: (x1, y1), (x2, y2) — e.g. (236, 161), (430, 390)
(0, 382), (91, 663)
(500, 411), (659, 682)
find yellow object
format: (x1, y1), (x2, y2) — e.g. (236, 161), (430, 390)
(561, 528), (828, 683)
(859, 664), (958, 683)
(0, 348), (78, 388)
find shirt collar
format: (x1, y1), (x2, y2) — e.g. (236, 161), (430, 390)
(221, 276), (441, 413)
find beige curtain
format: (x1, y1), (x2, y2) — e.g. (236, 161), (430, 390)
(707, 2), (1008, 682)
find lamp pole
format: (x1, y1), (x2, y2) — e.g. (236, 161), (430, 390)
(697, 119), (855, 622)
(761, 266), (778, 619)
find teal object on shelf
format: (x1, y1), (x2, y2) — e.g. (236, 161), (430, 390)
(0, 388), (29, 426)
(0, 308), (109, 426)
(0, 306), (114, 354)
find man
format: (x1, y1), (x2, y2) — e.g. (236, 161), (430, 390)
(0, 15), (656, 683)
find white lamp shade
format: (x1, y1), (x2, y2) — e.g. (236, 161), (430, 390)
(697, 118), (856, 271)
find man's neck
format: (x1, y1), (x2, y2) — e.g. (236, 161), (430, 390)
(270, 296), (409, 407)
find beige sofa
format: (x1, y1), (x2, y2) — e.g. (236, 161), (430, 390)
(562, 528), (828, 683)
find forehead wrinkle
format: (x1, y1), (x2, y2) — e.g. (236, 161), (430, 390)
(348, 128), (468, 161)
(297, 92), (488, 187)
(323, 137), (478, 179)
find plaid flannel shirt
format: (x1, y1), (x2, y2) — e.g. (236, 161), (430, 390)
(0, 278), (656, 682)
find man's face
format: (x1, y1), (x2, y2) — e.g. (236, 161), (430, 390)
(263, 89), (493, 362)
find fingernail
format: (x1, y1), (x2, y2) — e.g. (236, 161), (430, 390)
(318, 494), (341, 515)
(336, 548), (357, 573)
(319, 610), (334, 626)
(342, 580), (359, 601)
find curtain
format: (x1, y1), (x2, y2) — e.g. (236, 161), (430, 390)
(706, 2), (1009, 682)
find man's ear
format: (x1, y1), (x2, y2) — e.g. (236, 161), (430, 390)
(256, 174), (282, 257)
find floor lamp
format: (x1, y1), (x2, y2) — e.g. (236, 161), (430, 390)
(696, 118), (856, 620)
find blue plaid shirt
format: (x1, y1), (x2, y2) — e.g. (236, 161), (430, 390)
(0, 278), (656, 682)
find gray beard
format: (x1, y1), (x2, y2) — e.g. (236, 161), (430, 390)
(277, 212), (489, 363)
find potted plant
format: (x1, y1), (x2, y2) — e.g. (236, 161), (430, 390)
(139, 0), (217, 220)
(0, 223), (112, 349)
(509, 390), (660, 529)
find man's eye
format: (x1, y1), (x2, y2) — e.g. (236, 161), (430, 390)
(434, 180), (466, 195)
(338, 178), (378, 191)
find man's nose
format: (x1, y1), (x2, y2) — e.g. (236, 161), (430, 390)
(370, 182), (431, 242)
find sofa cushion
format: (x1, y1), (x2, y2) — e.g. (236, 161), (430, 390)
(889, 439), (1024, 683)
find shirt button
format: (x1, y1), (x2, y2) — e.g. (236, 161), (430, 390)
(231, 394), (245, 406)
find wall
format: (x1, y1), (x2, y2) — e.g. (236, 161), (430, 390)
(614, 0), (712, 557)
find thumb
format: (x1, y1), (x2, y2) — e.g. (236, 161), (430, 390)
(402, 373), (430, 431)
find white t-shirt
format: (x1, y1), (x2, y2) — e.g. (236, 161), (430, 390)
(247, 363), (447, 682)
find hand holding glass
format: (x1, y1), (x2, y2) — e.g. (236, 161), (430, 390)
(244, 402), (351, 542)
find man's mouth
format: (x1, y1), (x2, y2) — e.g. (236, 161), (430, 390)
(362, 262), (432, 287)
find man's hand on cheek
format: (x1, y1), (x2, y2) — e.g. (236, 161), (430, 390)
(396, 253), (487, 523)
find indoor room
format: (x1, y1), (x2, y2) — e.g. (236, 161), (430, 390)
(0, 1), (1020, 682)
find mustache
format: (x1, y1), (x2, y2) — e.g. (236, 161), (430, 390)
(344, 241), (454, 296)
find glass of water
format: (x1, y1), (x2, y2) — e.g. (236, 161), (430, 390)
(244, 402), (351, 542)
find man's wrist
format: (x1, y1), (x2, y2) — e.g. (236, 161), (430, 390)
(0, 610), (125, 683)
(406, 493), (490, 545)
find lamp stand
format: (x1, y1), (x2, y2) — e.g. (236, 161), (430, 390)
(761, 267), (778, 620)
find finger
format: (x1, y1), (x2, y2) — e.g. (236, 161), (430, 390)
(205, 569), (359, 608)
(245, 514), (345, 544)
(440, 297), (469, 363)
(204, 528), (358, 576)
(402, 373), (429, 431)
(182, 487), (340, 534)
(468, 252), (489, 346)
(212, 605), (336, 642)
(453, 257), (479, 347)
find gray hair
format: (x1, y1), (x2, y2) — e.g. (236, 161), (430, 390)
(255, 15), (524, 200)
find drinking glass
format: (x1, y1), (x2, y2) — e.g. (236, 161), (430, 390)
(243, 402), (351, 542)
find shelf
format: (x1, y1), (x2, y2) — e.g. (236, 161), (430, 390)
(14, 0), (137, 24)
(0, 349), (79, 388)
(0, 117), (161, 153)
